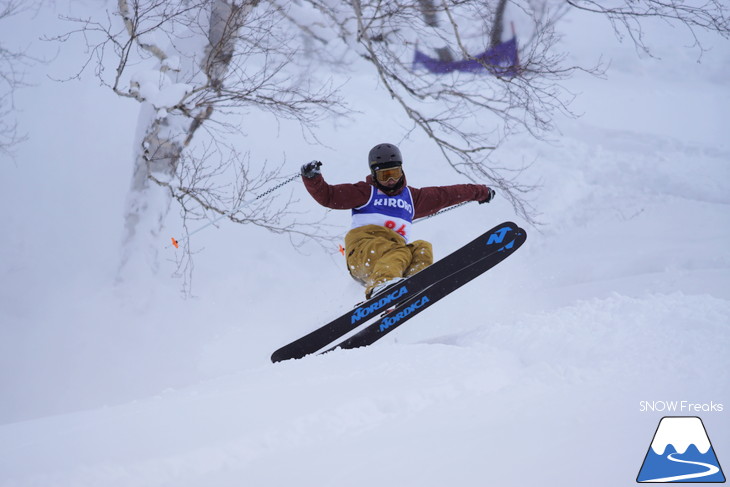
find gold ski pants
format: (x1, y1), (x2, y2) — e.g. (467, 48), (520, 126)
(344, 225), (433, 298)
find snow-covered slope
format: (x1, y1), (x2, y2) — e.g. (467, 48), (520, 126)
(0, 4), (728, 487)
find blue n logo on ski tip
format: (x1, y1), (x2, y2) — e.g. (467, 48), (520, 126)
(487, 227), (516, 252)
(487, 227), (512, 245)
(637, 416), (726, 483)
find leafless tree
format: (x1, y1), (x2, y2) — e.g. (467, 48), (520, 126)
(54, 0), (729, 290)
(54, 0), (345, 290)
(278, 0), (582, 220)
(0, 0), (33, 158)
(278, 0), (728, 221)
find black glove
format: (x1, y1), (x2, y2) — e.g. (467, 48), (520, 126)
(301, 160), (322, 179)
(478, 187), (496, 204)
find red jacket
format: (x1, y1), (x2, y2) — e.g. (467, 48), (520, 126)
(303, 173), (491, 219)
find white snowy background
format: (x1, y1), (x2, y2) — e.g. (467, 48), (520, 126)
(1, 2), (729, 486)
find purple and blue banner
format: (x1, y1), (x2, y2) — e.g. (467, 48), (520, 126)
(413, 37), (519, 75)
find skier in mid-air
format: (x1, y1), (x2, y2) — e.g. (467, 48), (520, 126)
(301, 143), (496, 298)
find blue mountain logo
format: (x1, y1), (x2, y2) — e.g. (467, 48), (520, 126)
(637, 416), (725, 483)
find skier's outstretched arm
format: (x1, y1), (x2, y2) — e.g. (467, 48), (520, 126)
(301, 161), (371, 210)
(411, 184), (495, 219)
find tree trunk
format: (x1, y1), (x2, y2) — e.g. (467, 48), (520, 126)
(490, 0), (508, 48)
(117, 0), (256, 283)
(118, 104), (184, 281)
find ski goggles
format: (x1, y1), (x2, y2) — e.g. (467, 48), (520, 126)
(374, 166), (403, 183)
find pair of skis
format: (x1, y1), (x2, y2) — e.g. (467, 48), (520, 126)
(271, 221), (526, 363)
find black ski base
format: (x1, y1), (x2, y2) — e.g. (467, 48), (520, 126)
(271, 222), (525, 363)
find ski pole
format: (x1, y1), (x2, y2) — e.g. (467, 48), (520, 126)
(413, 200), (472, 224)
(414, 187), (495, 224)
(169, 171), (301, 249)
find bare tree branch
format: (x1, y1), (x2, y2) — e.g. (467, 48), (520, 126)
(0, 0), (36, 158)
(52, 0), (346, 293)
(566, 0), (730, 58)
(48, 0), (729, 291)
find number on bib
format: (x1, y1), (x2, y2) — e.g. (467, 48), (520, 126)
(385, 220), (407, 238)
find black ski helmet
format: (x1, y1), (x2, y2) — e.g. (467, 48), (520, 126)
(368, 143), (402, 172)
(368, 143), (404, 191)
